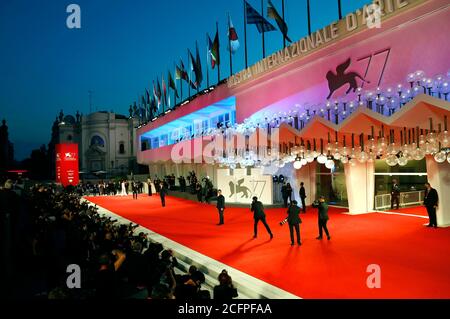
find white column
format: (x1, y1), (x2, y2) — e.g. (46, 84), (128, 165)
(426, 156), (450, 227)
(344, 161), (375, 214)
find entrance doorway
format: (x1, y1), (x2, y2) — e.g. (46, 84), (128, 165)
(316, 162), (348, 207)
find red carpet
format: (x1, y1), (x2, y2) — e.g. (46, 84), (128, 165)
(86, 195), (450, 299)
(397, 206), (429, 217)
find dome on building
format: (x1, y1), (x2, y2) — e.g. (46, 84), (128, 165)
(63, 115), (76, 125)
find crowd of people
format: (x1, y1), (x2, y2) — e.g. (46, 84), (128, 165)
(0, 180), (238, 300)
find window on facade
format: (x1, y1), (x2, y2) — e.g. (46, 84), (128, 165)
(67, 135), (73, 141)
(91, 135), (105, 147)
(119, 143), (125, 154)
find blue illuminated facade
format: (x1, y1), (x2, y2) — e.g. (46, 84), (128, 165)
(140, 97), (236, 150)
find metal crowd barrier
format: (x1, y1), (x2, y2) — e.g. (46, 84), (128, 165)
(374, 190), (425, 210)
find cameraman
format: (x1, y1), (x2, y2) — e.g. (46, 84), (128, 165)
(312, 196), (331, 240)
(286, 200), (302, 246)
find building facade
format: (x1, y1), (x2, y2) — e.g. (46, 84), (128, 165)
(137, 0), (450, 223)
(0, 119), (14, 172)
(52, 110), (139, 177)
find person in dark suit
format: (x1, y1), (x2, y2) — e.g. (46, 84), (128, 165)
(287, 200), (302, 246)
(299, 182), (307, 213)
(424, 182), (439, 228)
(216, 190), (225, 225)
(196, 183), (203, 203)
(391, 179), (400, 210)
(251, 197), (273, 239)
(159, 182), (167, 207)
(312, 196), (331, 240)
(281, 183), (289, 208)
(132, 182), (138, 200)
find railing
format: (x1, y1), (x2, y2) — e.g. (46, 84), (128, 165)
(374, 190), (425, 210)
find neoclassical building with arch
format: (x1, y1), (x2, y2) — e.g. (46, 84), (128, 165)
(53, 111), (138, 176)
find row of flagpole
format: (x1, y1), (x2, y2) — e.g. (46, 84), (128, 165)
(132, 0), (344, 124)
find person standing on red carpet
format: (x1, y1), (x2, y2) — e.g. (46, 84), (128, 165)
(216, 190), (225, 226)
(299, 182), (307, 213)
(391, 179), (400, 210)
(286, 200), (302, 246)
(424, 182), (439, 228)
(312, 196), (331, 240)
(159, 182), (167, 207)
(251, 197), (273, 239)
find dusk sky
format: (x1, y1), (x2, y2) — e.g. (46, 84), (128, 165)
(0, 0), (369, 160)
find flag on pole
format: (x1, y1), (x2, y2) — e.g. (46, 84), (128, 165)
(195, 42), (203, 88)
(168, 70), (179, 98)
(176, 60), (189, 82)
(162, 75), (168, 107)
(267, 0), (292, 42)
(207, 34), (215, 68)
(188, 49), (199, 89)
(228, 15), (240, 54)
(151, 95), (157, 113)
(211, 29), (220, 68)
(145, 88), (150, 105)
(156, 79), (162, 108)
(245, 0), (276, 33)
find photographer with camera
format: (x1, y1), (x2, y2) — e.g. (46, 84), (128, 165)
(312, 196), (331, 241)
(251, 197), (273, 240)
(281, 200), (302, 246)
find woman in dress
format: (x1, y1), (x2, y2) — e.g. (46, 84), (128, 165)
(147, 178), (153, 196)
(120, 180), (127, 196)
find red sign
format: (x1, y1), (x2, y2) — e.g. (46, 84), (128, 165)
(56, 144), (79, 186)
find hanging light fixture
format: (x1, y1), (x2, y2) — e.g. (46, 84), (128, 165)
(325, 158), (335, 169)
(434, 123), (447, 163)
(305, 141), (315, 163)
(317, 139), (327, 164)
(439, 116), (449, 147)
(397, 130), (408, 166)
(413, 127), (426, 161)
(357, 133), (368, 163)
(332, 131), (341, 160)
(340, 136), (349, 164)
(293, 157), (303, 170)
(386, 130), (399, 166)
(434, 146), (447, 163)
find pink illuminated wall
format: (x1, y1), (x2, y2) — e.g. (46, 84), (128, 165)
(138, 0), (450, 164)
(233, 0), (450, 121)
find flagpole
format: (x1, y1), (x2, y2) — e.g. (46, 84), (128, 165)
(173, 78), (176, 110)
(307, 0), (311, 35)
(187, 49), (191, 99)
(216, 21), (220, 84)
(282, 0), (286, 48)
(162, 75), (165, 114)
(206, 33), (210, 89)
(337, 0), (342, 20)
(178, 62), (183, 102)
(196, 41), (199, 94)
(261, 0), (266, 59)
(244, 0), (248, 69)
(228, 12), (233, 76)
